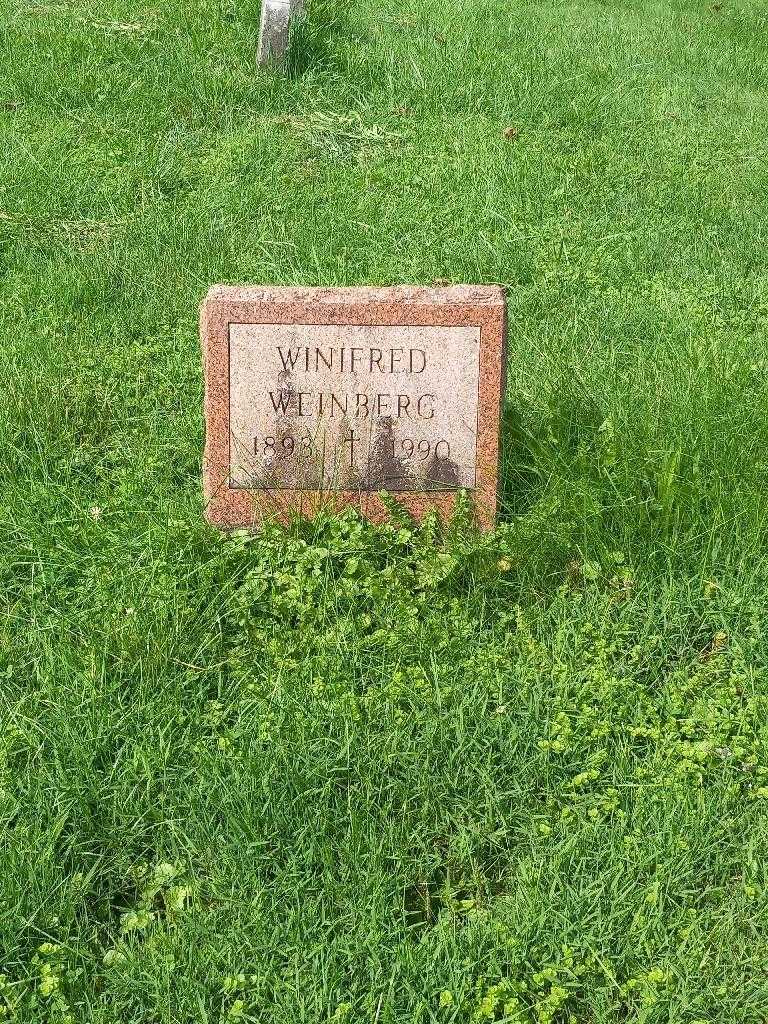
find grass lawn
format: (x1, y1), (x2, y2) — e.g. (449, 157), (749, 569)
(3, 0), (768, 1020)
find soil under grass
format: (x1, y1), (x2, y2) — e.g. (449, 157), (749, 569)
(2, 0), (768, 1020)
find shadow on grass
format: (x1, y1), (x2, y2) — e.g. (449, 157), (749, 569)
(498, 404), (547, 520)
(286, 0), (347, 77)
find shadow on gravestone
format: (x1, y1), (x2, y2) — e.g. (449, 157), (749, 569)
(258, 0), (305, 64)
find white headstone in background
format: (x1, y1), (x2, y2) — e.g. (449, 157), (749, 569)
(258, 0), (304, 64)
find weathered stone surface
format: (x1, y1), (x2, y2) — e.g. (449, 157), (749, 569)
(257, 0), (299, 64)
(201, 285), (507, 530)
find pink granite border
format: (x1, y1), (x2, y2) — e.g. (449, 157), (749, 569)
(201, 286), (507, 531)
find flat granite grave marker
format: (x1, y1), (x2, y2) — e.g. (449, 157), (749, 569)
(201, 285), (507, 530)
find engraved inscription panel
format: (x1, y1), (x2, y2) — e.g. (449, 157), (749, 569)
(228, 324), (481, 492)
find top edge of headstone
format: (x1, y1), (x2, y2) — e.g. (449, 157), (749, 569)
(202, 284), (506, 308)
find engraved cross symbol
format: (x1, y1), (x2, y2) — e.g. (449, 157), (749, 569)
(342, 429), (360, 469)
